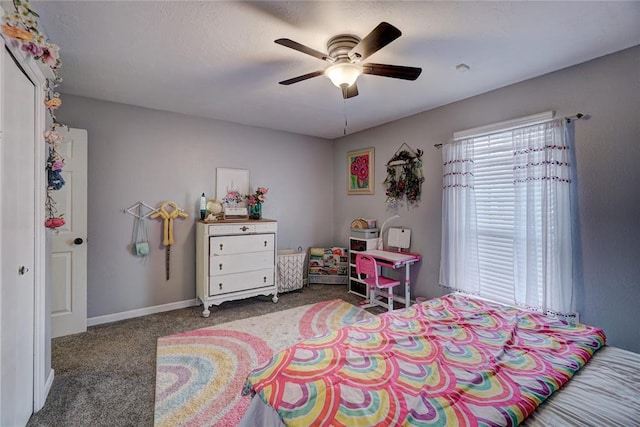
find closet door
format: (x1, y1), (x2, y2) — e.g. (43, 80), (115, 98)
(0, 47), (36, 425)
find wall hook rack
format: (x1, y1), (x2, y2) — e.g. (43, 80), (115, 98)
(124, 201), (159, 219)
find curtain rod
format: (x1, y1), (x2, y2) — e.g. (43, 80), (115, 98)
(433, 112), (587, 149)
(564, 113), (586, 123)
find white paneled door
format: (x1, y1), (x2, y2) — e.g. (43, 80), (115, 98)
(51, 128), (88, 338)
(1, 48), (35, 426)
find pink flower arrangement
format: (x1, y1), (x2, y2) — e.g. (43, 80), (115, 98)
(51, 160), (65, 171)
(41, 43), (60, 68)
(223, 190), (243, 205)
(247, 187), (268, 206)
(21, 41), (42, 57)
(45, 217), (65, 229)
(44, 130), (64, 144)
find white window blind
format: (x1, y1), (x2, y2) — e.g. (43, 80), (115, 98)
(472, 131), (517, 305)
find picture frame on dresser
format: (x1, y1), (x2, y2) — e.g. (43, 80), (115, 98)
(347, 147), (375, 195)
(216, 167), (249, 202)
(216, 167), (250, 218)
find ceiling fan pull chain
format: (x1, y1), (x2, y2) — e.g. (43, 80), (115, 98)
(343, 99), (348, 135)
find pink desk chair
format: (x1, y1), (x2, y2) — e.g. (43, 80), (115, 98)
(355, 253), (401, 312)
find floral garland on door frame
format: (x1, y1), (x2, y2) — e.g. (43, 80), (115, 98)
(383, 146), (425, 207)
(2, 0), (68, 228)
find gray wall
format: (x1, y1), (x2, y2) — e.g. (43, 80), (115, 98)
(333, 45), (640, 353)
(56, 97), (334, 318)
(58, 45), (639, 353)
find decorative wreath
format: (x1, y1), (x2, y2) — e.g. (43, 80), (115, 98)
(383, 148), (425, 207)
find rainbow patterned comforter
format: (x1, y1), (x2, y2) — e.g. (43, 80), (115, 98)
(243, 295), (605, 426)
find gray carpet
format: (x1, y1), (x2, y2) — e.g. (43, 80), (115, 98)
(28, 284), (382, 427)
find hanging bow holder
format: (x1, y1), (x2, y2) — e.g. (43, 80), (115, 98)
(149, 202), (189, 280)
(383, 143), (425, 207)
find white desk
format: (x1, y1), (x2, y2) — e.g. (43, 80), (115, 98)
(358, 249), (421, 310)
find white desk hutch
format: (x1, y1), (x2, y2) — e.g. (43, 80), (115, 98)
(196, 219), (278, 317)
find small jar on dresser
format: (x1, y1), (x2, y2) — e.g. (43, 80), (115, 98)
(195, 218), (278, 317)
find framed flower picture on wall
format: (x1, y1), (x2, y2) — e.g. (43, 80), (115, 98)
(347, 147), (374, 195)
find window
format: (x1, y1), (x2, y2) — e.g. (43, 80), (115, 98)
(440, 114), (574, 317)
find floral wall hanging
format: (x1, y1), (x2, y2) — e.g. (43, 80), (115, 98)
(347, 147), (375, 195)
(383, 143), (425, 207)
(2, 0), (69, 229)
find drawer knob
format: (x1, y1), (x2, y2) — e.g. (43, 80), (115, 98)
(219, 283), (223, 290)
(264, 241), (267, 247)
(263, 276), (267, 283)
(240, 226), (249, 232)
(219, 243), (223, 251)
(219, 263), (223, 270)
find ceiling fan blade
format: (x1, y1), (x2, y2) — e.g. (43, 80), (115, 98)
(348, 22), (402, 62)
(275, 38), (335, 63)
(278, 70), (325, 85)
(342, 83), (359, 99)
(362, 63), (422, 80)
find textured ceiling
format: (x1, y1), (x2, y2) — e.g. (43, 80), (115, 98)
(31, 1), (640, 139)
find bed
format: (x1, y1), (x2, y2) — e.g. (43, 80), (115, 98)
(240, 294), (640, 426)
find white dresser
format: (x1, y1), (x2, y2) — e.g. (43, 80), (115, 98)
(196, 219), (278, 317)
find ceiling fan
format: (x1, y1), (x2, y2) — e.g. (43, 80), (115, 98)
(275, 22), (422, 99)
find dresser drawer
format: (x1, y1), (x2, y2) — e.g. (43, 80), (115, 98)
(207, 221), (277, 236)
(207, 224), (256, 235)
(254, 222), (277, 233)
(210, 234), (274, 255)
(208, 269), (274, 295)
(210, 252), (274, 276)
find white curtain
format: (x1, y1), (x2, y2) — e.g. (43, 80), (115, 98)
(512, 119), (574, 316)
(439, 138), (480, 294)
(440, 118), (575, 317)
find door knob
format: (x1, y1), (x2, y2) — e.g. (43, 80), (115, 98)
(18, 266), (29, 275)
(74, 237), (84, 245)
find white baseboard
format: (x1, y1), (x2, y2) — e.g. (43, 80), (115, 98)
(44, 368), (54, 399)
(87, 299), (198, 327)
(35, 368), (54, 412)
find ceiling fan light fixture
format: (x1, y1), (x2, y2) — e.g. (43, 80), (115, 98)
(276, 22), (419, 98)
(325, 63), (362, 88)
